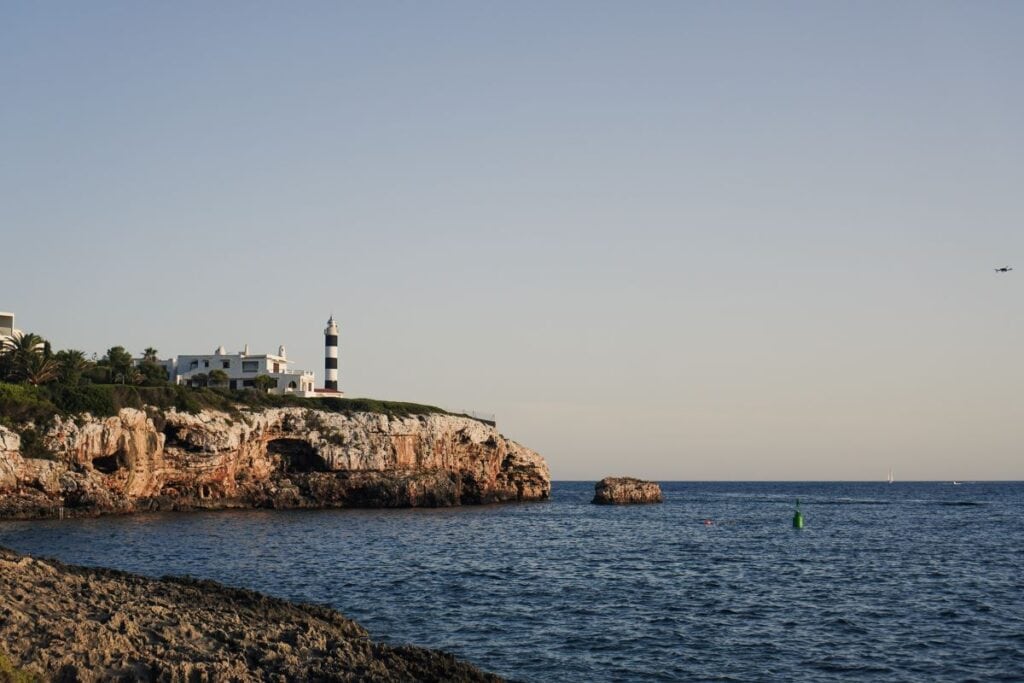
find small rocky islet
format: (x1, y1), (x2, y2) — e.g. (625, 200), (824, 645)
(592, 476), (663, 505)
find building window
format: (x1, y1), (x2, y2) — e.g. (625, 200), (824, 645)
(242, 360), (258, 373)
(222, 360), (230, 369)
(188, 360), (198, 370)
(242, 379), (255, 388)
(203, 360), (209, 368)
(230, 380), (237, 390)
(273, 362), (280, 373)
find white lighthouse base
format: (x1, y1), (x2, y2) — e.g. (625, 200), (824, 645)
(310, 388), (345, 398)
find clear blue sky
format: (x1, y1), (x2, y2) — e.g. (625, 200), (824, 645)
(2, 2), (1022, 479)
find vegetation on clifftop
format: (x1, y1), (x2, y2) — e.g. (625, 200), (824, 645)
(0, 331), (450, 432)
(0, 381), (449, 426)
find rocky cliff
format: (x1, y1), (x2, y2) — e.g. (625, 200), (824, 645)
(0, 407), (550, 519)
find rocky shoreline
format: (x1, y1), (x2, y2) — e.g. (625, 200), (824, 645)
(0, 546), (502, 682)
(0, 406), (550, 520)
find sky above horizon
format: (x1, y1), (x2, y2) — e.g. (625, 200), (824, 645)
(2, 2), (1022, 480)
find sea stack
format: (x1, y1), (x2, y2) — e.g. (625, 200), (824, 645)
(592, 477), (663, 505)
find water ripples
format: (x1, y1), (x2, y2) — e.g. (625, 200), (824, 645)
(1, 481), (1023, 681)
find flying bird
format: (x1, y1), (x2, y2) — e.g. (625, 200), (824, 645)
(994, 266), (1013, 273)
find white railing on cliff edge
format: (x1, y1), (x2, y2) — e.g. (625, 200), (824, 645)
(455, 410), (496, 426)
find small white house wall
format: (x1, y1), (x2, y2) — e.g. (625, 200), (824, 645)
(175, 353), (285, 379)
(276, 371), (315, 393)
(171, 352), (314, 393)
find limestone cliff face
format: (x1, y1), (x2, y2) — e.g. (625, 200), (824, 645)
(0, 408), (550, 519)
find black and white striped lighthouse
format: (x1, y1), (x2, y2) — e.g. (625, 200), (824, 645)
(324, 315), (339, 391)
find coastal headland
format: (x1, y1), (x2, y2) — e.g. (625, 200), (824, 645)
(0, 388), (551, 520)
(0, 545), (503, 681)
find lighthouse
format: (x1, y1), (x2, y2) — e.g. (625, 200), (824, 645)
(324, 315), (339, 391)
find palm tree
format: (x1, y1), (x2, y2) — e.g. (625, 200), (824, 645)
(23, 352), (59, 385)
(0, 332), (49, 383)
(54, 349), (91, 385)
(143, 347), (159, 362)
(1, 331), (45, 356)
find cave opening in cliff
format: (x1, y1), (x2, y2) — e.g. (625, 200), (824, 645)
(92, 450), (128, 474)
(267, 438), (329, 473)
(162, 425), (205, 453)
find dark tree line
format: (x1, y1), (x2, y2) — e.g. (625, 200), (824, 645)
(0, 332), (168, 388)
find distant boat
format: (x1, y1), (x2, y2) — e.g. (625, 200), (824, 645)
(953, 481), (961, 485)
(887, 469), (894, 484)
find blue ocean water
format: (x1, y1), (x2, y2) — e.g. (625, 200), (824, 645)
(2, 481), (1023, 681)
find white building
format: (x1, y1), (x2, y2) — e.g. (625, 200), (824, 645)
(140, 344), (319, 396)
(137, 316), (345, 397)
(0, 311), (22, 346)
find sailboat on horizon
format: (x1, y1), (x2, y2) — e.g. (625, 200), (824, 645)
(887, 468), (894, 485)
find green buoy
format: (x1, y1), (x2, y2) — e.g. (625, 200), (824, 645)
(792, 499), (804, 529)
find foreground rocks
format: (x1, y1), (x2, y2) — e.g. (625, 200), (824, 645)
(0, 547), (500, 682)
(0, 407), (550, 519)
(592, 477), (663, 505)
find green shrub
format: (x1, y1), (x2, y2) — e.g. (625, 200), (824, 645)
(43, 384), (115, 416)
(42, 384), (146, 417)
(0, 650), (40, 683)
(1, 380), (452, 428)
(137, 361), (170, 386)
(15, 427), (56, 461)
(0, 383), (58, 426)
(312, 396), (448, 418)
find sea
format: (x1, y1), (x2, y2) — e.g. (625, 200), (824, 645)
(2, 481), (1023, 682)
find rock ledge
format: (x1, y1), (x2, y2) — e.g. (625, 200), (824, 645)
(592, 477), (663, 505)
(0, 546), (501, 682)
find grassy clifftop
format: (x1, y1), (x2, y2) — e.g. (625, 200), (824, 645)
(0, 381), (449, 428)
